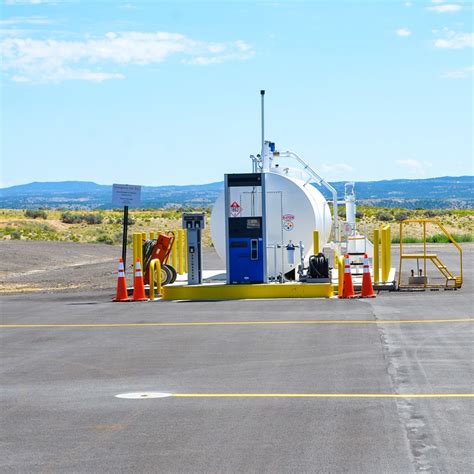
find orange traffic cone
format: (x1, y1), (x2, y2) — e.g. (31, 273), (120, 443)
(361, 253), (376, 298)
(132, 259), (148, 301)
(339, 254), (356, 299)
(113, 258), (130, 302)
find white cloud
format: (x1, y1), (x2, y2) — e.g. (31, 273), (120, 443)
(118, 3), (137, 10)
(321, 163), (354, 174)
(434, 31), (474, 48)
(0, 16), (53, 25)
(395, 28), (412, 37)
(5, 0), (57, 4)
(441, 65), (474, 78)
(428, 4), (462, 12)
(0, 31), (255, 83)
(405, 2), (412, 7)
(396, 159), (432, 176)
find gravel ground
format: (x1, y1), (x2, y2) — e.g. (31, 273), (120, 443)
(0, 241), (224, 294)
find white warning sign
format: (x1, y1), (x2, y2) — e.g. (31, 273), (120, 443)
(230, 201), (241, 217)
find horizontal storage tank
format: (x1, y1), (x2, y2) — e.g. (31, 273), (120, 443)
(211, 170), (332, 279)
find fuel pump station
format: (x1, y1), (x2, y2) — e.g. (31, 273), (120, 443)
(224, 173), (267, 284)
(182, 212), (205, 285)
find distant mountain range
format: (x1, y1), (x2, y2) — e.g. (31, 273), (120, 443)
(0, 176), (472, 209)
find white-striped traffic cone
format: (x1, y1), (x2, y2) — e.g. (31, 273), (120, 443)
(361, 253), (376, 298)
(113, 258), (130, 302)
(132, 259), (147, 301)
(339, 254), (356, 299)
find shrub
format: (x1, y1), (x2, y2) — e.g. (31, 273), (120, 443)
(60, 212), (81, 224)
(83, 214), (103, 225)
(60, 212), (103, 225)
(10, 230), (22, 240)
(377, 212), (392, 222)
(95, 233), (114, 245)
(394, 212), (410, 222)
(355, 210), (364, 219)
(25, 209), (48, 219)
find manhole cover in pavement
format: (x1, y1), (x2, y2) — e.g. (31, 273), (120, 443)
(115, 392), (172, 399)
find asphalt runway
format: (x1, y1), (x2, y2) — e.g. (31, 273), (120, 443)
(1, 245), (473, 473)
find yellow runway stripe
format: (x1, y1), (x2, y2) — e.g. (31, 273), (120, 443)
(0, 318), (472, 328)
(171, 393), (474, 398)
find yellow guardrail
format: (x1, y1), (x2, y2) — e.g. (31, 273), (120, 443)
(149, 258), (162, 301)
(398, 219), (463, 289)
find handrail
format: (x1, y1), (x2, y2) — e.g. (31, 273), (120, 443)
(275, 150), (339, 241)
(398, 219), (463, 288)
(149, 258), (162, 301)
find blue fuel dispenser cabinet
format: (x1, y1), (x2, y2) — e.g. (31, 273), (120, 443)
(224, 173), (267, 284)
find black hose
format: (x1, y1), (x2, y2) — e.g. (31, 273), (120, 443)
(308, 253), (329, 279)
(142, 239), (157, 271)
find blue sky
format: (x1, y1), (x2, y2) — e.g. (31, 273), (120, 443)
(1, 0), (472, 188)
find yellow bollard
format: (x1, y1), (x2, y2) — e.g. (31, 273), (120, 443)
(149, 231), (155, 240)
(381, 225), (391, 282)
(184, 229), (188, 273)
(337, 254), (344, 297)
(373, 229), (380, 284)
(171, 233), (177, 268)
(177, 230), (184, 275)
(133, 233), (141, 277)
(138, 233), (144, 271)
(149, 258), (162, 301)
(313, 230), (320, 255)
(381, 226), (386, 282)
(386, 225), (391, 280)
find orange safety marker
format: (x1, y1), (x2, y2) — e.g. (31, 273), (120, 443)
(132, 259), (148, 302)
(339, 254), (357, 299)
(113, 258), (130, 302)
(361, 253), (376, 298)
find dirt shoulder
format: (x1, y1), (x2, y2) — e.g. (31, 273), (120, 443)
(0, 241), (223, 294)
(0, 241), (121, 294)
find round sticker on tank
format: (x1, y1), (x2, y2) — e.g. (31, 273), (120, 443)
(283, 221), (294, 231)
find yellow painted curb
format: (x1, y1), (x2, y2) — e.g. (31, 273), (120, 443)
(162, 282), (334, 300)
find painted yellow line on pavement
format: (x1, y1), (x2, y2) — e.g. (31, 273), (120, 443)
(0, 318), (472, 328)
(171, 393), (474, 398)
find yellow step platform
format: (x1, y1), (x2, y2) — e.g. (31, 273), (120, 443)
(162, 282), (334, 301)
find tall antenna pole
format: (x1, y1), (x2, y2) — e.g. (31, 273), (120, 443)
(260, 90), (265, 166)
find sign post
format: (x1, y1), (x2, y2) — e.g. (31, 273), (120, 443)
(112, 184), (141, 269)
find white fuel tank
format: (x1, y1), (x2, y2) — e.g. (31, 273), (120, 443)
(210, 171), (332, 279)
